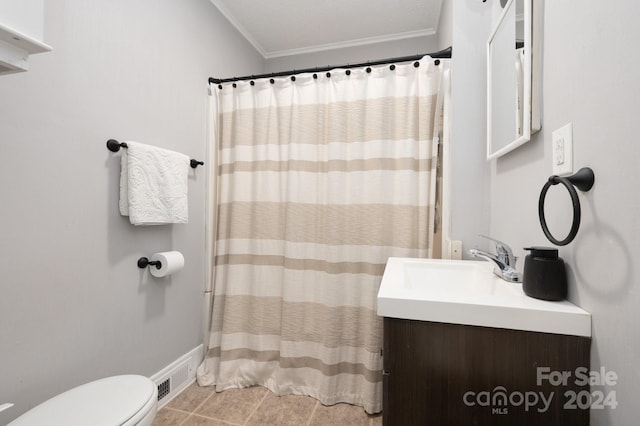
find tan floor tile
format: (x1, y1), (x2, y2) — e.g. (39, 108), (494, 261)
(195, 386), (268, 424)
(308, 403), (370, 426)
(181, 414), (236, 426)
(370, 412), (382, 426)
(167, 383), (216, 412)
(245, 392), (317, 426)
(152, 407), (190, 426)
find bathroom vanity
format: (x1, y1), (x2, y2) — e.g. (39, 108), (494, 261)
(377, 258), (592, 425)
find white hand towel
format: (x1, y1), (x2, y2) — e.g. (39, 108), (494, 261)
(119, 141), (190, 225)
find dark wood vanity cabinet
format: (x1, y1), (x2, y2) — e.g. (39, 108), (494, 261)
(382, 317), (591, 425)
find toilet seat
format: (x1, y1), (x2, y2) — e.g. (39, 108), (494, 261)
(9, 375), (157, 426)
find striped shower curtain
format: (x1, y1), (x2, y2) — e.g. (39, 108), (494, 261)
(197, 57), (444, 413)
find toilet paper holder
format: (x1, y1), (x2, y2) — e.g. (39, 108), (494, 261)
(137, 257), (162, 269)
(137, 251), (184, 277)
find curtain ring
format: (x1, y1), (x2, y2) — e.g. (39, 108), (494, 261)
(538, 176), (581, 246)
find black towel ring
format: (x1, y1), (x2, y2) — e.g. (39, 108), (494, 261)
(538, 167), (595, 246)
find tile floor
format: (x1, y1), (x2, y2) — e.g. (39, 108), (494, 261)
(152, 383), (382, 426)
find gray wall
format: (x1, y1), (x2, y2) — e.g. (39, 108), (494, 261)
(450, 1), (493, 253)
(456, 0), (640, 424)
(436, 0), (453, 50)
(0, 0), (263, 422)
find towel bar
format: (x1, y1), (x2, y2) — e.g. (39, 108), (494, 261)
(106, 139), (204, 169)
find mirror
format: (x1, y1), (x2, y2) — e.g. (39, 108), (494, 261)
(486, 0), (540, 159)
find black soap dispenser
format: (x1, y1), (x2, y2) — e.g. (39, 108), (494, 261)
(522, 247), (567, 301)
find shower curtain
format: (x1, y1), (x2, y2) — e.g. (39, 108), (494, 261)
(198, 57), (445, 413)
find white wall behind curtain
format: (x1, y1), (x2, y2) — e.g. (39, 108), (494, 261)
(198, 57), (445, 413)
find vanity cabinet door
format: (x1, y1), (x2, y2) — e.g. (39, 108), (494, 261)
(383, 317), (458, 425)
(382, 317), (591, 426)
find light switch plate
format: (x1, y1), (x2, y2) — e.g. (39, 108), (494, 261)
(552, 123), (573, 176)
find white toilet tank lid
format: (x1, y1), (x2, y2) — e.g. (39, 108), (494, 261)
(9, 375), (156, 426)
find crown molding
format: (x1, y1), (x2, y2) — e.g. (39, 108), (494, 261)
(209, 0), (267, 57)
(264, 29), (437, 59)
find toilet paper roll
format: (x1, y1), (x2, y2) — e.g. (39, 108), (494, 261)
(149, 251), (185, 277)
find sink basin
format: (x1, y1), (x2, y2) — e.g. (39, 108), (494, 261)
(377, 257), (591, 337)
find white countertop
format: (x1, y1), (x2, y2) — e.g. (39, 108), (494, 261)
(377, 257), (591, 337)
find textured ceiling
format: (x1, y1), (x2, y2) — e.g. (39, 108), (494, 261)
(210, 0), (443, 58)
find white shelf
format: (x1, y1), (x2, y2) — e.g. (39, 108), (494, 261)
(0, 21), (51, 53)
(0, 21), (51, 75)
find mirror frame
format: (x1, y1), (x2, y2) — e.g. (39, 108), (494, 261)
(486, 0), (540, 160)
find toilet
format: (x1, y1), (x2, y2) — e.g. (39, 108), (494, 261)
(8, 375), (157, 426)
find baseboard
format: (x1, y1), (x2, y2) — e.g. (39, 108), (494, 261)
(150, 345), (203, 409)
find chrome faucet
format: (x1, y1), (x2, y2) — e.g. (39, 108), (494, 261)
(469, 235), (522, 282)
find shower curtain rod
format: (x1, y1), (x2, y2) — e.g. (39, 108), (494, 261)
(208, 46), (452, 85)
